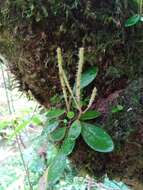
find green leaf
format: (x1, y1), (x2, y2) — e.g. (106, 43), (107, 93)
(9, 120), (30, 139)
(74, 67), (98, 91)
(46, 109), (65, 119)
(81, 122), (114, 153)
(111, 105), (123, 113)
(68, 120), (81, 140)
(50, 127), (66, 142)
(60, 138), (75, 155)
(0, 120), (11, 129)
(67, 111), (75, 119)
(47, 152), (67, 186)
(44, 120), (59, 134)
(80, 110), (101, 121)
(125, 14), (140, 27)
(80, 67), (98, 89)
(31, 115), (42, 125)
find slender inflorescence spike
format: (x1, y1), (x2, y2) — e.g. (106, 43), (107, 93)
(84, 87), (97, 113)
(62, 71), (81, 112)
(57, 48), (69, 111)
(57, 48), (81, 112)
(76, 47), (84, 107)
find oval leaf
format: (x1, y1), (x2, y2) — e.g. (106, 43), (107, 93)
(50, 127), (66, 142)
(68, 120), (81, 140)
(125, 14), (140, 27)
(80, 110), (101, 121)
(74, 67), (98, 91)
(60, 138), (75, 155)
(47, 152), (66, 186)
(81, 122), (114, 153)
(46, 109), (65, 119)
(80, 67), (98, 89)
(44, 120), (59, 134)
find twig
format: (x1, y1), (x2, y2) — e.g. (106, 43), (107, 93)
(0, 60), (12, 114)
(15, 133), (33, 190)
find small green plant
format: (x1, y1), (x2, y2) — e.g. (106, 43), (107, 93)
(111, 104), (124, 113)
(44, 48), (114, 187)
(125, 0), (143, 27)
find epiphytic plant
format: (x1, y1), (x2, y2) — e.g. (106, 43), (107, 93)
(44, 47), (114, 186)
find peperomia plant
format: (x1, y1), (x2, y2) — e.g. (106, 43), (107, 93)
(45, 48), (114, 186)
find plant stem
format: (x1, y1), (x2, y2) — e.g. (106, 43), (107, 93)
(62, 71), (81, 112)
(16, 133), (33, 190)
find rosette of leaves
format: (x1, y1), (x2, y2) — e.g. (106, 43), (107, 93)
(42, 48), (114, 187)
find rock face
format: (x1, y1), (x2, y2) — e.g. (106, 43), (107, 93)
(0, 0), (143, 184)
